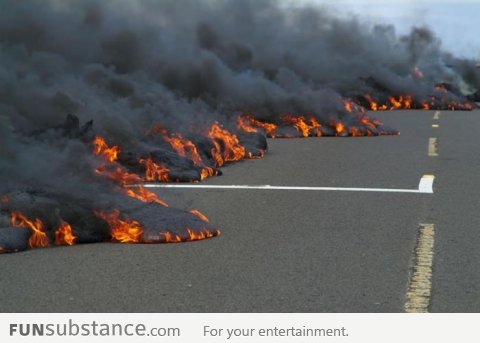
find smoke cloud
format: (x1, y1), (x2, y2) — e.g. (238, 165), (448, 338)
(0, 0), (478, 252)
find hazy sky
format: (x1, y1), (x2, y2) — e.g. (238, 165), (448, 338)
(293, 0), (480, 59)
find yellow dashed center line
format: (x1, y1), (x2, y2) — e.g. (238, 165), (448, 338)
(428, 138), (438, 157)
(405, 223), (435, 313)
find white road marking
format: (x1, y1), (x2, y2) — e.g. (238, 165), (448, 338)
(140, 175), (435, 194)
(418, 175), (435, 193)
(405, 223), (435, 313)
(428, 138), (438, 157)
(432, 124), (439, 128)
(433, 111), (440, 120)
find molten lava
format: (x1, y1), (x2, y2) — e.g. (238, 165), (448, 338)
(189, 209), (210, 222)
(11, 212), (49, 248)
(124, 186), (169, 207)
(94, 209), (143, 243)
(364, 93), (473, 111)
(207, 122), (246, 167)
(281, 114), (322, 137)
(92, 137), (169, 206)
(147, 124), (221, 181)
(54, 220), (77, 246)
(164, 133), (203, 166)
(93, 136), (120, 162)
(139, 156), (170, 182)
(236, 115), (278, 137)
(187, 228), (217, 241)
(334, 122), (345, 135)
(95, 166), (143, 185)
(388, 95), (412, 110)
(157, 228), (218, 243)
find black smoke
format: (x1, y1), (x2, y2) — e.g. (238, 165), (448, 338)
(0, 0), (478, 253)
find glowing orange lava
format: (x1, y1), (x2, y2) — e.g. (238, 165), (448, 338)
(93, 136), (120, 162)
(207, 122), (246, 167)
(164, 133), (203, 166)
(189, 209), (210, 222)
(54, 220), (77, 246)
(281, 114), (322, 137)
(139, 156), (170, 182)
(236, 115), (278, 137)
(124, 186), (169, 207)
(94, 209), (143, 243)
(11, 211), (49, 248)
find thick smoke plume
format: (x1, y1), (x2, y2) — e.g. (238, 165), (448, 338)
(0, 0), (479, 253)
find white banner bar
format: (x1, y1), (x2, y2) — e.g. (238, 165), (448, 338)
(0, 313), (478, 342)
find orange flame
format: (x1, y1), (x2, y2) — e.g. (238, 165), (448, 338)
(95, 166), (143, 185)
(11, 211), (49, 248)
(365, 93), (471, 111)
(236, 115), (278, 137)
(236, 116), (259, 133)
(281, 114), (322, 137)
(344, 100), (353, 112)
(94, 209), (143, 243)
(124, 186), (169, 207)
(349, 127), (362, 137)
(335, 122), (345, 135)
(420, 101), (430, 110)
(164, 133), (203, 166)
(54, 220), (77, 246)
(364, 95), (387, 111)
(159, 231), (183, 243)
(187, 228), (217, 241)
(93, 136), (119, 162)
(189, 209), (210, 222)
(388, 95), (412, 110)
(139, 156), (170, 182)
(200, 167), (219, 181)
(207, 122), (245, 167)
(156, 228), (219, 243)
(149, 125), (220, 181)
(92, 135), (169, 206)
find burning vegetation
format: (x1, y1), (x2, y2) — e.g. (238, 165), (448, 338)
(1, 1), (479, 254)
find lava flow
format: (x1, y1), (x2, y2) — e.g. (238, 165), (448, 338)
(207, 121), (246, 167)
(54, 220), (77, 246)
(139, 156), (170, 182)
(94, 209), (143, 243)
(148, 125), (221, 181)
(236, 111), (394, 138)
(363, 93), (474, 111)
(189, 209), (210, 223)
(10, 212), (49, 249)
(92, 136), (169, 207)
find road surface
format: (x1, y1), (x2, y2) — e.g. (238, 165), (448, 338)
(1, 109), (479, 312)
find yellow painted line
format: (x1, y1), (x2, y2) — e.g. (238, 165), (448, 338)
(433, 111), (440, 120)
(405, 223), (435, 313)
(428, 138), (438, 157)
(432, 124), (439, 128)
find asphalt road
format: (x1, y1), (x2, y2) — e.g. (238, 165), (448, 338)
(1, 109), (479, 312)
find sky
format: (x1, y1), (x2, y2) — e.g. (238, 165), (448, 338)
(293, 0), (480, 59)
